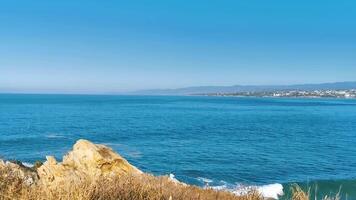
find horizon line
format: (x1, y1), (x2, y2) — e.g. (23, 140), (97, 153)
(1, 80), (356, 95)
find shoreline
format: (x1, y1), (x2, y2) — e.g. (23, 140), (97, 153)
(13, 160), (356, 195)
(1, 140), (354, 200)
(191, 94), (356, 99)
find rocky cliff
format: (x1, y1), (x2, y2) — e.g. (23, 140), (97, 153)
(38, 139), (143, 187)
(0, 139), (287, 200)
(1, 139), (142, 188)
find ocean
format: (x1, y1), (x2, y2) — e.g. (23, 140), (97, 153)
(0, 94), (356, 199)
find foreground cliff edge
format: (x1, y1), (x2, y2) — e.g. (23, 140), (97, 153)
(0, 139), (319, 200)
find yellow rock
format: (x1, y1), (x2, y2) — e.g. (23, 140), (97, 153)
(37, 139), (142, 187)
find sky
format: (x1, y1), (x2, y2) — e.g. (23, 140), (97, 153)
(0, 0), (355, 93)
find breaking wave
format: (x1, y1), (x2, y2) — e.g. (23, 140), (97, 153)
(208, 182), (283, 199)
(193, 176), (283, 199)
(21, 162), (34, 168)
(173, 174), (284, 199)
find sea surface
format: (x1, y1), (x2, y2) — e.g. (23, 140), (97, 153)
(1, 94), (356, 199)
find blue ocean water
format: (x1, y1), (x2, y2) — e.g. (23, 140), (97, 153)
(1, 94), (356, 197)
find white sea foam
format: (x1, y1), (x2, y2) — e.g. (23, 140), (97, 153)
(197, 177), (213, 184)
(45, 133), (65, 138)
(22, 162), (34, 168)
(168, 174), (187, 186)
(169, 174), (181, 184)
(198, 177), (284, 199)
(213, 183), (284, 199)
(257, 183), (284, 199)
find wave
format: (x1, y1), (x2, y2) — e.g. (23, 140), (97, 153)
(21, 162), (34, 168)
(205, 178), (356, 200)
(197, 177), (213, 184)
(45, 133), (66, 139)
(194, 176), (283, 199)
(208, 182), (283, 199)
(169, 174), (187, 186)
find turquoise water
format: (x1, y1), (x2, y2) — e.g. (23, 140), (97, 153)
(1, 94), (356, 198)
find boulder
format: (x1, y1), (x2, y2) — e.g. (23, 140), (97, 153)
(37, 139), (142, 187)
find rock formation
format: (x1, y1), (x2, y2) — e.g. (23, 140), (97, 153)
(37, 139), (142, 187)
(0, 139), (279, 199)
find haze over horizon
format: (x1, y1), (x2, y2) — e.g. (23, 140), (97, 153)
(1, 1), (356, 93)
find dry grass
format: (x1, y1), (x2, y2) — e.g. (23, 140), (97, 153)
(290, 185), (340, 200)
(0, 166), (261, 200)
(0, 165), (343, 200)
(291, 185), (310, 200)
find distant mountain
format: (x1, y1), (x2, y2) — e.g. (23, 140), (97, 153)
(132, 81), (356, 95)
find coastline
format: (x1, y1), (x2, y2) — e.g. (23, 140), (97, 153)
(0, 140), (269, 200)
(190, 94), (356, 100)
(1, 140), (354, 200)
(1, 92), (356, 100)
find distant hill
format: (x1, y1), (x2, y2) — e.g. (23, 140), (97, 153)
(132, 81), (356, 95)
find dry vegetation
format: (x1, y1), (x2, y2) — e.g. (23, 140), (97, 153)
(0, 165), (260, 200)
(290, 185), (340, 200)
(0, 165), (340, 200)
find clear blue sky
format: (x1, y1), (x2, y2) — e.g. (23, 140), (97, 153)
(1, 0), (355, 93)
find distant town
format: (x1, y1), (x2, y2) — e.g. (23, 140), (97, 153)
(198, 89), (356, 98)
